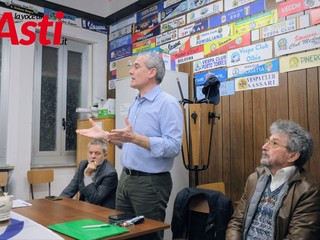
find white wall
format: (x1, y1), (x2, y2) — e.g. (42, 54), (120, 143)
(5, 23), (108, 200)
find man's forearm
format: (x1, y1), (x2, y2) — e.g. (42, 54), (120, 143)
(132, 134), (150, 150)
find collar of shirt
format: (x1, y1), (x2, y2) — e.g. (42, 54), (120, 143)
(265, 166), (297, 191)
(136, 85), (161, 102)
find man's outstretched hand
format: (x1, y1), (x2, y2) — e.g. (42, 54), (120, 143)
(76, 118), (109, 140)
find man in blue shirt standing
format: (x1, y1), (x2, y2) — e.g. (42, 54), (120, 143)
(77, 53), (183, 240)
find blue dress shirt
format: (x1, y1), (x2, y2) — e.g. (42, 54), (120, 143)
(120, 85), (183, 173)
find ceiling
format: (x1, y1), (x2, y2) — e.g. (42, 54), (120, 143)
(20, 0), (160, 25)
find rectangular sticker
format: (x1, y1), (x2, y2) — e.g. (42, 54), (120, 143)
(193, 54), (227, 73)
(279, 49), (320, 73)
(110, 14), (136, 33)
(132, 46), (163, 56)
(278, 0), (320, 18)
(81, 19), (108, 34)
(159, 37), (189, 55)
(188, 0), (216, 10)
(132, 37), (156, 55)
(209, 0), (265, 29)
(132, 25), (160, 43)
(173, 44), (204, 65)
(160, 1), (189, 22)
(109, 25), (132, 41)
(109, 35), (132, 52)
(310, 8), (320, 25)
(110, 45), (132, 62)
(137, 2), (163, 22)
(156, 29), (178, 45)
(161, 15), (186, 33)
(195, 68), (228, 84)
(227, 41), (273, 67)
(44, 8), (82, 28)
(232, 10), (278, 35)
(274, 25), (320, 57)
(190, 24), (230, 47)
(225, 0), (255, 11)
(204, 31), (251, 57)
(0, 0), (44, 17)
(228, 59), (279, 78)
(220, 81), (235, 96)
(235, 72), (279, 91)
(178, 19), (208, 38)
(164, 0), (183, 8)
(187, 1), (223, 24)
(134, 14), (160, 33)
(259, 15), (310, 39)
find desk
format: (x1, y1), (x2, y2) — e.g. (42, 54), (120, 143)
(13, 198), (170, 239)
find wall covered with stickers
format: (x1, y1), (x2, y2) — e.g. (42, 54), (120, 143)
(107, 0), (320, 203)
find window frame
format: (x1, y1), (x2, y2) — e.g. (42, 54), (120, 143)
(0, 39), (10, 165)
(32, 39), (90, 166)
(30, 24), (107, 167)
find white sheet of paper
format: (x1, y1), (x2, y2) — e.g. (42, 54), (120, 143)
(12, 199), (32, 208)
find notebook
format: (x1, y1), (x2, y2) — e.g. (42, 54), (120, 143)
(47, 219), (129, 240)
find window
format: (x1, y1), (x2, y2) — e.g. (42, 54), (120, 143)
(0, 39), (10, 165)
(32, 39), (89, 166)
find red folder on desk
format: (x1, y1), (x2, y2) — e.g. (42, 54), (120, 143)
(48, 219), (129, 240)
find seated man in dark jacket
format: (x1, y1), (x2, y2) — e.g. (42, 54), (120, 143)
(60, 138), (118, 209)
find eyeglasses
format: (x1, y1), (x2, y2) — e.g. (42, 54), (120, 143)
(265, 139), (287, 149)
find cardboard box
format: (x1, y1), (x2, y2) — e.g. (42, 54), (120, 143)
(98, 98), (115, 118)
(115, 56), (137, 79)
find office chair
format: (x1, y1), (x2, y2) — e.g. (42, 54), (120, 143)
(27, 169), (54, 199)
(0, 172), (9, 192)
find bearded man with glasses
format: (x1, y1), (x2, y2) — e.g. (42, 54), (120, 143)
(226, 119), (320, 240)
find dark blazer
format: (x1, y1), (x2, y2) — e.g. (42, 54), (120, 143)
(171, 187), (234, 240)
(60, 159), (118, 209)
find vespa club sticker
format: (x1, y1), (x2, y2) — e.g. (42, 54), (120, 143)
(235, 72), (279, 91)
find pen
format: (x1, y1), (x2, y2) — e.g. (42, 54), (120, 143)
(82, 223), (110, 229)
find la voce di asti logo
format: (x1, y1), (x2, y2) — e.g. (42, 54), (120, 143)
(0, 11), (64, 45)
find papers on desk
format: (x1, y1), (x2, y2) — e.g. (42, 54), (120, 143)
(48, 219), (129, 240)
(0, 212), (63, 239)
(12, 199), (32, 208)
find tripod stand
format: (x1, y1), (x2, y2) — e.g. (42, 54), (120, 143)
(177, 75), (220, 186)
